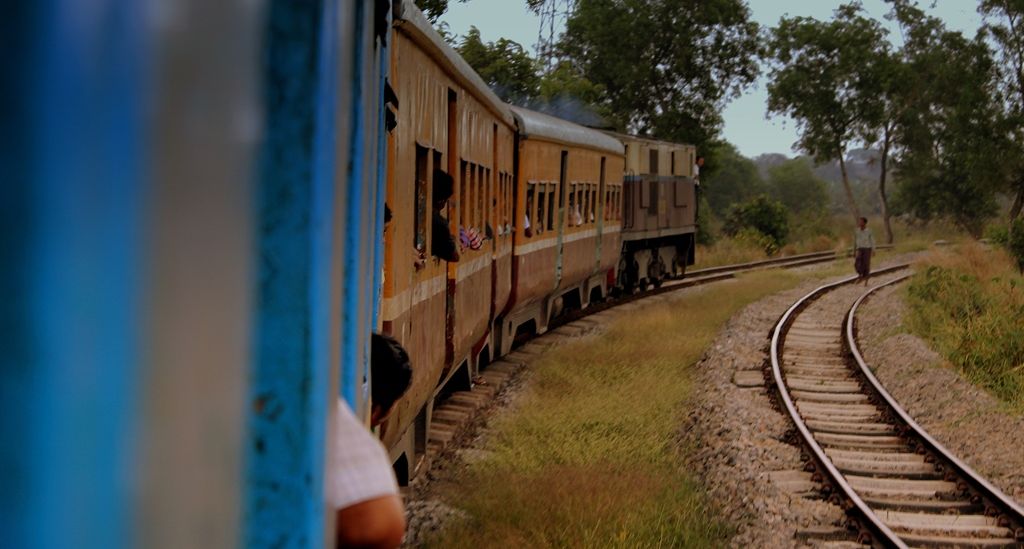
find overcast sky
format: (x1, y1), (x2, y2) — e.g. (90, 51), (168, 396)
(440, 0), (984, 158)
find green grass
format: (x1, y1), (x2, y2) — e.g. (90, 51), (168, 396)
(904, 244), (1024, 412)
(425, 270), (802, 548)
(695, 216), (966, 270)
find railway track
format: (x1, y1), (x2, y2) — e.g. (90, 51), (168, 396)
(770, 266), (1024, 548)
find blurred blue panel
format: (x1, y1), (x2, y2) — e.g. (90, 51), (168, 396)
(1, 1), (147, 548)
(244, 0), (337, 546)
(340, 0), (368, 411)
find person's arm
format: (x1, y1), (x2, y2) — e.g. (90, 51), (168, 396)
(335, 495), (406, 549)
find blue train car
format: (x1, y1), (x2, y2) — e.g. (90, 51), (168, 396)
(4, 1), (388, 548)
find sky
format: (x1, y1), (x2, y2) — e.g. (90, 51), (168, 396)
(439, 0), (985, 158)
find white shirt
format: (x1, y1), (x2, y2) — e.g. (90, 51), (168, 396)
(854, 227), (875, 249)
(325, 399), (399, 509)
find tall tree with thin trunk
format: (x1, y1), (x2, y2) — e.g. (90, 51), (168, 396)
(862, 46), (911, 245)
(766, 4), (888, 223)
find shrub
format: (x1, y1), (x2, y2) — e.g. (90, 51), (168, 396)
(723, 195), (789, 253)
(984, 223), (1009, 246)
(735, 227), (779, 256)
(986, 219), (1024, 273)
(905, 246), (1024, 409)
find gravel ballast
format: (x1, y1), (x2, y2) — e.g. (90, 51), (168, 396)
(855, 282), (1024, 502)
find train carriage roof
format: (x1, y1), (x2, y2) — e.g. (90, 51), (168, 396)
(601, 130), (694, 150)
(394, 0), (514, 126)
(510, 106), (624, 156)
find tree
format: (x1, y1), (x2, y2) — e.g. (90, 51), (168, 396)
(557, 0), (760, 149)
(724, 195), (790, 252)
(457, 27), (541, 104)
(415, 0), (467, 23)
(887, 3), (1008, 236)
(980, 0), (1024, 220)
(766, 158), (829, 216)
(702, 141), (766, 217)
(766, 4), (888, 223)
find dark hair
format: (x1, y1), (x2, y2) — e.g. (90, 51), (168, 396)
(371, 333), (412, 413)
(859, 216), (868, 223)
(384, 204), (392, 224)
(433, 169), (454, 203)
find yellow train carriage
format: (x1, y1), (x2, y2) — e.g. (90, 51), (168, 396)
(497, 106), (624, 355)
(383, 0), (516, 482)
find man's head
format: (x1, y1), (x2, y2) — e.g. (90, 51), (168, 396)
(433, 169), (454, 209)
(370, 333), (412, 426)
(858, 217), (867, 229)
(695, 156), (705, 167)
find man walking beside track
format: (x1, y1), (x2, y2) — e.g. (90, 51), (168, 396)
(854, 217), (875, 285)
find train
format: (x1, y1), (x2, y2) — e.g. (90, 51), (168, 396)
(7, 0), (697, 547)
(380, 0), (699, 483)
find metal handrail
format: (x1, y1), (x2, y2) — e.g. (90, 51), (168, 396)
(770, 264), (911, 548)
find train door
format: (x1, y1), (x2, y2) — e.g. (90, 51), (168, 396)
(553, 150), (568, 288)
(489, 124), (499, 324)
(595, 157), (606, 271)
(444, 89), (458, 369)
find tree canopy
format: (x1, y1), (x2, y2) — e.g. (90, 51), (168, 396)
(457, 27), (541, 104)
(556, 0), (761, 149)
(766, 158), (829, 216)
(887, 2), (1008, 236)
(766, 3), (890, 222)
(980, 0), (1024, 219)
(702, 141), (766, 217)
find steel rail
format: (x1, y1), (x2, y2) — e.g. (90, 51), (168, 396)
(769, 263), (911, 548)
(846, 275), (1024, 536)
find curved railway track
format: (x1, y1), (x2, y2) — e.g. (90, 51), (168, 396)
(770, 266), (1024, 548)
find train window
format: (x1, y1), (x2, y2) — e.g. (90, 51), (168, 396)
(648, 180), (658, 215)
(671, 151), (676, 175)
(507, 174), (514, 232)
(567, 184), (576, 227)
(536, 185), (545, 233)
(478, 165), (486, 231)
(649, 149), (659, 175)
(460, 160), (469, 229)
(526, 182), (535, 235)
(414, 144), (429, 253)
(584, 184), (592, 224)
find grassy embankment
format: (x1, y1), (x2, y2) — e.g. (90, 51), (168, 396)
(904, 244), (1024, 412)
(695, 216), (966, 270)
(425, 270), (801, 548)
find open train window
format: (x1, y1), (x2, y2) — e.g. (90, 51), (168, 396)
(649, 149), (659, 175)
(414, 144), (429, 253)
(671, 151), (676, 175)
(535, 184), (545, 233)
(648, 180), (659, 215)
(460, 160), (469, 229)
(478, 165), (487, 231)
